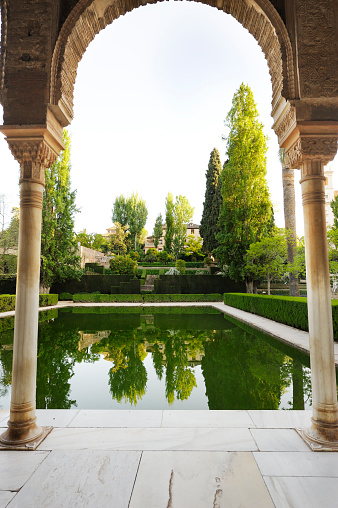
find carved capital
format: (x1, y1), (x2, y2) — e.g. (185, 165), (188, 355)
(286, 136), (338, 169)
(0, 118), (64, 186)
(7, 139), (58, 185)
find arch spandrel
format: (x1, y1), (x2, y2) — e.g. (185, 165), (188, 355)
(49, 0), (295, 127)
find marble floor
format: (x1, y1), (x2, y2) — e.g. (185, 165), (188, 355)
(1, 409), (338, 507)
(1, 302), (338, 506)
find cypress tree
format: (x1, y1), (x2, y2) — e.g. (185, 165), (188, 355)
(200, 148), (223, 255)
(153, 213), (163, 248)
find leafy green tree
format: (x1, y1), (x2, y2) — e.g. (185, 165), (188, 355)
(112, 193), (148, 250)
(109, 255), (137, 275)
(164, 193), (175, 254)
(75, 230), (94, 248)
(40, 130), (81, 292)
(200, 148), (223, 255)
(215, 83), (273, 292)
(109, 222), (129, 255)
(173, 195), (194, 259)
(0, 207), (19, 273)
(184, 234), (204, 261)
(245, 228), (287, 294)
(153, 213), (163, 248)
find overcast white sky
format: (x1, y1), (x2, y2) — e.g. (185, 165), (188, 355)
(1, 1), (337, 236)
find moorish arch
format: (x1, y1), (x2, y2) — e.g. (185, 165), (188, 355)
(48, 0), (296, 127)
(0, 0), (338, 451)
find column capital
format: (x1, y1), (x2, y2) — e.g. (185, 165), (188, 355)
(286, 135), (338, 171)
(0, 110), (64, 185)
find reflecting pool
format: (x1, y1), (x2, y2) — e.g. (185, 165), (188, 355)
(0, 306), (325, 410)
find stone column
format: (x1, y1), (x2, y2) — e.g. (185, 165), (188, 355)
(287, 135), (338, 450)
(0, 124), (62, 449)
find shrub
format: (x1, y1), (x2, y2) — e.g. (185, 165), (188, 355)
(59, 292), (73, 301)
(109, 255), (137, 275)
(175, 259), (186, 274)
(0, 295), (16, 312)
(39, 294), (58, 307)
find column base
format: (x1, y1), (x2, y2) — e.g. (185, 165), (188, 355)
(297, 419), (338, 451)
(0, 419), (53, 450)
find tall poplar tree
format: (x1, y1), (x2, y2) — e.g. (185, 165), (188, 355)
(215, 83), (273, 292)
(200, 148), (223, 255)
(40, 130), (81, 292)
(173, 195), (194, 259)
(164, 193), (174, 254)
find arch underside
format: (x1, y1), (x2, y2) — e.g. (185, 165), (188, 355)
(50, 0), (295, 126)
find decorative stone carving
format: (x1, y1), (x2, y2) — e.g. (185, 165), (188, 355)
(296, 0), (338, 98)
(273, 103), (297, 145)
(0, 0), (8, 104)
(286, 136), (338, 169)
(50, 0), (295, 124)
(6, 138), (58, 185)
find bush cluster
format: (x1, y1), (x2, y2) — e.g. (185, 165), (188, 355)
(223, 293), (338, 340)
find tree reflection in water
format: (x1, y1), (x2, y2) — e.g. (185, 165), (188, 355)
(0, 307), (319, 409)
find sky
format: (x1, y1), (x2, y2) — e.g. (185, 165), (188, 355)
(1, 1), (337, 236)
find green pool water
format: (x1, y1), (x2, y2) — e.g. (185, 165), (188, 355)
(0, 306), (317, 410)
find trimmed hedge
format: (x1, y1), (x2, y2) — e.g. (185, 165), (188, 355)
(0, 295), (16, 312)
(0, 275), (16, 294)
(70, 305), (220, 315)
(139, 262), (205, 268)
(51, 274), (138, 294)
(0, 294), (58, 313)
(223, 293), (338, 340)
(73, 293), (223, 303)
(154, 275), (246, 294)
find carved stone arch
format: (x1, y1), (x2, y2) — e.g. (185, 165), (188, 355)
(49, 0), (296, 127)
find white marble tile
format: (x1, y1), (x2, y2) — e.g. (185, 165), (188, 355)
(251, 429), (309, 451)
(0, 451), (49, 491)
(35, 409), (79, 428)
(254, 451), (338, 477)
(162, 410), (254, 428)
(7, 450), (140, 508)
(130, 451), (274, 508)
(264, 476), (338, 508)
(0, 491), (16, 508)
(39, 427), (257, 451)
(68, 409), (162, 428)
(248, 410), (312, 429)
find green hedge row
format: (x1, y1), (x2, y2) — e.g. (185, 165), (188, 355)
(73, 293), (223, 303)
(70, 305), (220, 315)
(139, 262), (205, 268)
(223, 293), (338, 339)
(0, 294), (58, 313)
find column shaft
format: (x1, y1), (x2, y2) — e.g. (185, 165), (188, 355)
(300, 160), (338, 446)
(0, 181), (45, 446)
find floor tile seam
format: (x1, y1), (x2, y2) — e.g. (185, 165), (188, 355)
(249, 428), (260, 451)
(65, 409), (81, 427)
(260, 473), (277, 507)
(128, 451), (143, 508)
